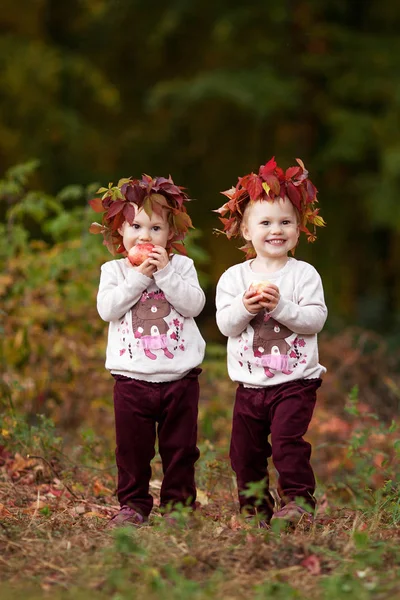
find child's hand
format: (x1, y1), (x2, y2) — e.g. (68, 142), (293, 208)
(148, 246), (170, 271)
(243, 289), (267, 314)
(243, 283), (280, 313)
(125, 257), (156, 278)
(260, 283), (280, 311)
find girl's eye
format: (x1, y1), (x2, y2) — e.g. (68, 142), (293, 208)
(262, 221), (270, 226)
(152, 226), (161, 231)
(282, 220), (290, 225)
(132, 224), (140, 229)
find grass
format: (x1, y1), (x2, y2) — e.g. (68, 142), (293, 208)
(1, 443), (400, 600)
(1, 354), (399, 599)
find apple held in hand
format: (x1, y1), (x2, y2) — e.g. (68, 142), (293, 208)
(249, 280), (271, 295)
(127, 243), (155, 266)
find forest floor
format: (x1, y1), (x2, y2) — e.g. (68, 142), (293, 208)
(0, 441), (399, 600)
(1, 343), (400, 599)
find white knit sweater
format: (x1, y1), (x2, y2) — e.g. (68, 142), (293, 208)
(216, 258), (327, 387)
(97, 254), (206, 382)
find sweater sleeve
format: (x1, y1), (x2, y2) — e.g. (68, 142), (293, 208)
(216, 271), (255, 337)
(153, 256), (206, 317)
(97, 261), (152, 322)
(270, 266), (327, 334)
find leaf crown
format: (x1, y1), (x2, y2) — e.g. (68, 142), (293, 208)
(214, 157), (325, 258)
(89, 174), (193, 256)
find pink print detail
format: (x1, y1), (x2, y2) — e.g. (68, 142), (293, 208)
(139, 333), (170, 351)
(179, 344), (185, 351)
(163, 348), (174, 359)
(243, 346), (248, 351)
(144, 349), (157, 360)
(290, 350), (297, 358)
(170, 332), (178, 340)
(173, 318), (180, 327)
(260, 353), (290, 371)
(298, 338), (306, 347)
(119, 349), (126, 356)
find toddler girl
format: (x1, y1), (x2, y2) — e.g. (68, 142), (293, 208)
(215, 157), (327, 525)
(90, 175), (206, 526)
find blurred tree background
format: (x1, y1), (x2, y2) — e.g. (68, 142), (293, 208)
(1, 0), (400, 340)
(0, 0), (400, 337)
(1, 0), (400, 437)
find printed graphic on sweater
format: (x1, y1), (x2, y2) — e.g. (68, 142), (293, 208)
(250, 312), (294, 378)
(131, 290), (174, 360)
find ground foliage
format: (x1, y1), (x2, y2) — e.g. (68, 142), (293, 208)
(1, 165), (400, 597)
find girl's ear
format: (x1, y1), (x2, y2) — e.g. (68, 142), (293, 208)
(241, 224), (251, 241)
(167, 228), (175, 241)
(118, 221), (127, 236)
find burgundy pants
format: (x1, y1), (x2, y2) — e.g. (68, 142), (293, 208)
(230, 378), (321, 520)
(112, 368), (201, 517)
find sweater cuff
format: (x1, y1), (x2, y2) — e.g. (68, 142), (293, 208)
(269, 295), (290, 320)
(126, 269), (153, 288)
(153, 261), (173, 284)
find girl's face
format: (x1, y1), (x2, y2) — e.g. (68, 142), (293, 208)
(118, 205), (173, 252)
(242, 197), (300, 260)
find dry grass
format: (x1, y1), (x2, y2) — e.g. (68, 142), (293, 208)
(1, 449), (399, 600)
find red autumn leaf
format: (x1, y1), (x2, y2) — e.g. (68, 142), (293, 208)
(285, 166), (301, 181)
(125, 183), (146, 205)
(123, 202), (136, 224)
(259, 156), (277, 179)
(220, 187), (236, 200)
(105, 200), (125, 219)
(109, 211), (125, 232)
(287, 182), (302, 211)
(301, 554), (321, 576)
(213, 202), (230, 215)
(246, 174), (264, 201)
(89, 197), (104, 213)
(89, 222), (104, 234)
(306, 180), (317, 202)
(170, 241), (188, 255)
(264, 173), (281, 196)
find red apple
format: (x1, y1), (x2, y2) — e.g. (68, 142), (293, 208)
(127, 243), (155, 266)
(249, 280), (271, 295)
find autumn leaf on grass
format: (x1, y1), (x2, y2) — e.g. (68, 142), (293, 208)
(92, 478), (114, 497)
(9, 452), (36, 474)
(84, 511), (108, 520)
(0, 503), (16, 519)
(196, 489), (209, 506)
(301, 554), (321, 576)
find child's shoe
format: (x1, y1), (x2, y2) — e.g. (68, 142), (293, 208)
(271, 501), (313, 525)
(106, 505), (147, 529)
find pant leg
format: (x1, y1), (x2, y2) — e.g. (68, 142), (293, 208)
(230, 385), (275, 519)
(157, 368), (201, 510)
(113, 375), (158, 517)
(269, 378), (321, 509)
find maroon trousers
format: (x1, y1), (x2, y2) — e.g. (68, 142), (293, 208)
(230, 378), (321, 520)
(112, 368), (201, 517)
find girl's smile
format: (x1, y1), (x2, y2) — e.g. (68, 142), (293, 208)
(242, 197), (300, 268)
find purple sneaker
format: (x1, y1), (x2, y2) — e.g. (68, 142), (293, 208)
(106, 505), (147, 529)
(271, 501), (314, 525)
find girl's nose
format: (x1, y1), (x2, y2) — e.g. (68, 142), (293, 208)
(271, 223), (282, 234)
